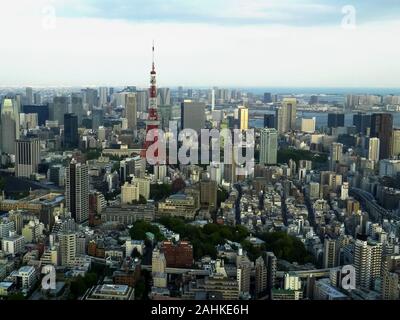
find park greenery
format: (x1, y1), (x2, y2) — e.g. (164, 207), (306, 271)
(129, 220), (164, 242)
(278, 148), (328, 168)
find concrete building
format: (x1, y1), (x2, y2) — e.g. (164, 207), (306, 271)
(15, 138), (40, 178)
(260, 128), (278, 165)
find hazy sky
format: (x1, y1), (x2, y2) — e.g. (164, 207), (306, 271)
(1, 0), (400, 87)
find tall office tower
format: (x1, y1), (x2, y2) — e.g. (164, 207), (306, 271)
(200, 179), (217, 210)
(238, 106), (249, 130)
(136, 90), (148, 112)
(125, 93), (137, 131)
(301, 117), (316, 133)
(309, 182), (320, 199)
(275, 107), (286, 133)
(180, 100), (206, 133)
(327, 113), (345, 128)
(341, 182), (349, 200)
(211, 88), (216, 111)
(276, 98), (297, 133)
(283, 98), (297, 131)
(71, 95), (84, 125)
(263, 92), (272, 103)
(64, 113), (79, 149)
(25, 87), (33, 105)
(260, 128), (278, 165)
(330, 142), (343, 171)
(99, 87), (108, 107)
(368, 137), (380, 163)
(15, 138), (40, 178)
(391, 129), (400, 157)
(51, 96), (69, 125)
(178, 86), (183, 102)
(33, 92), (41, 105)
(381, 272), (400, 300)
(263, 114), (275, 128)
(143, 44), (161, 158)
(59, 232), (76, 267)
(265, 251), (277, 295)
(158, 88), (171, 106)
(323, 238), (338, 268)
(65, 159), (89, 224)
(152, 248), (167, 288)
(84, 88), (98, 110)
(346, 94), (358, 110)
(353, 113), (371, 135)
(91, 107), (104, 130)
(0, 98), (20, 154)
(255, 256), (267, 297)
(354, 239), (382, 289)
(371, 113), (393, 160)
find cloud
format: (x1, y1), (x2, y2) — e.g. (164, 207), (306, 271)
(51, 0), (400, 26)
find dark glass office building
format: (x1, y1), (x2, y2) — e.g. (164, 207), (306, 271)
(64, 113), (79, 149)
(371, 113), (393, 160)
(353, 113), (371, 135)
(327, 113), (345, 128)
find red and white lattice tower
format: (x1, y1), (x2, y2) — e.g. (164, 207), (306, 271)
(142, 42), (160, 159)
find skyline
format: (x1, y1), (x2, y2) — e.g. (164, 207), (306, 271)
(1, 0), (400, 87)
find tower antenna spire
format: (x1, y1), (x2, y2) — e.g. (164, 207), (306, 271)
(152, 40), (155, 71)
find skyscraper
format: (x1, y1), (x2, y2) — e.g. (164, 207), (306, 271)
(238, 106), (249, 130)
(180, 100), (205, 133)
(25, 87), (33, 105)
(301, 117), (316, 133)
(354, 239), (382, 289)
(330, 142), (343, 171)
(0, 98), (20, 154)
(368, 137), (380, 163)
(263, 92), (272, 103)
(64, 113), (79, 149)
(125, 92), (137, 131)
(255, 256), (267, 297)
(71, 95), (84, 125)
(353, 113), (371, 135)
(323, 238), (338, 268)
(65, 159), (89, 224)
(99, 87), (108, 107)
(260, 128), (278, 165)
(22, 104), (49, 126)
(391, 129), (400, 157)
(371, 113), (393, 160)
(59, 232), (77, 267)
(15, 138), (40, 178)
(51, 96), (69, 125)
(327, 113), (345, 128)
(276, 98), (297, 133)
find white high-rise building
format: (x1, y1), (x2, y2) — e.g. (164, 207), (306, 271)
(260, 128), (278, 165)
(121, 181), (140, 204)
(368, 137), (380, 163)
(301, 117), (316, 133)
(354, 240), (382, 289)
(65, 160), (89, 224)
(330, 143), (343, 171)
(152, 248), (167, 288)
(99, 87), (108, 107)
(59, 232), (77, 267)
(341, 182), (349, 201)
(0, 98), (20, 155)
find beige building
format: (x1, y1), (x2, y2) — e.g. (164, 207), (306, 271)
(121, 182), (140, 204)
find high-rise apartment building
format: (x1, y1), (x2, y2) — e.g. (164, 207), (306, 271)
(65, 160), (89, 224)
(15, 138), (40, 178)
(260, 128), (278, 165)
